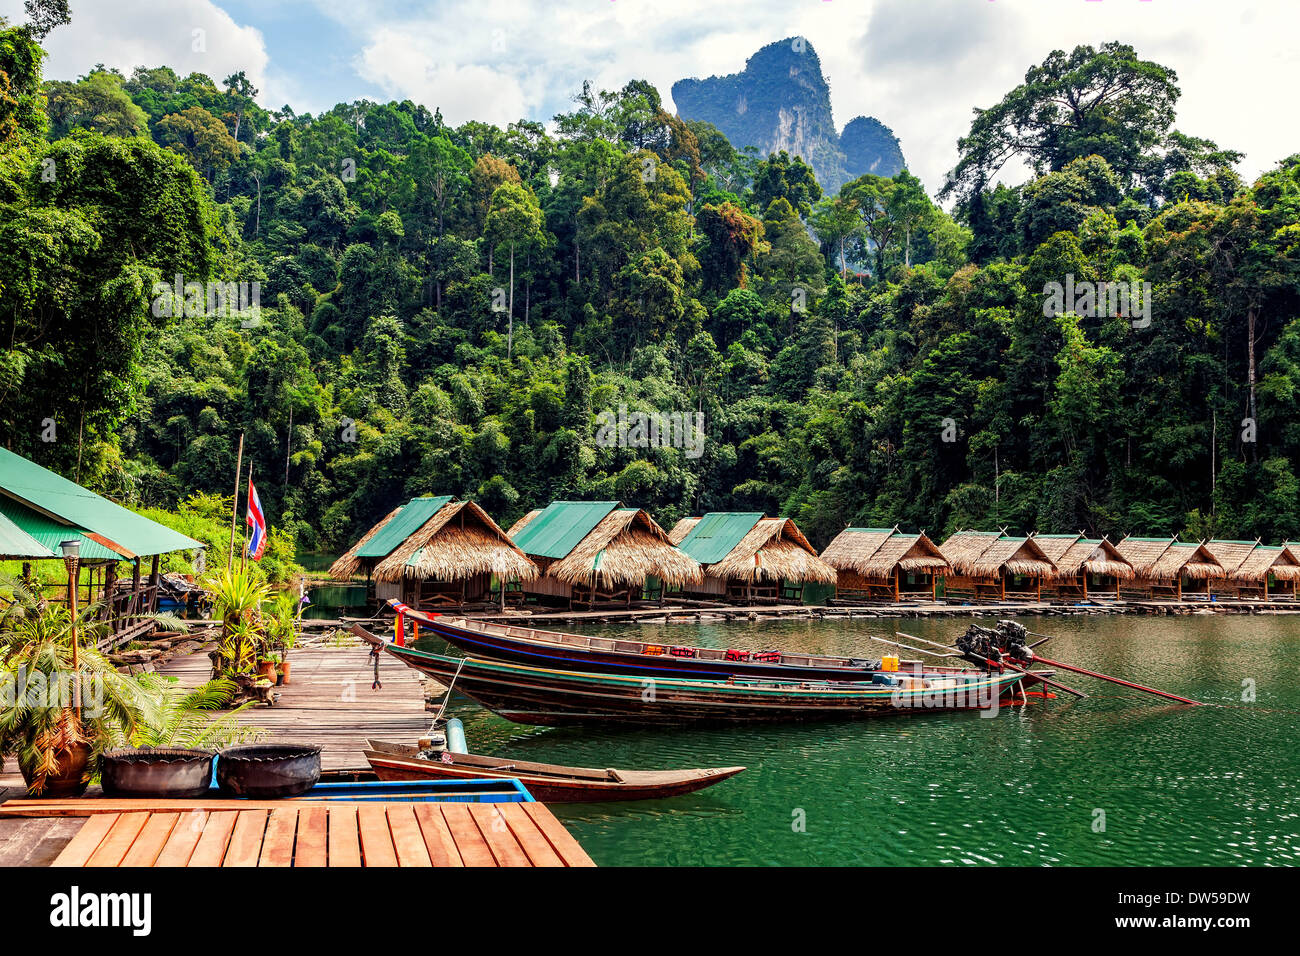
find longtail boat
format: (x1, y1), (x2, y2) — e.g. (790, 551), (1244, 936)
(364, 739), (745, 802)
(382, 603), (972, 682)
(372, 634), (1034, 727)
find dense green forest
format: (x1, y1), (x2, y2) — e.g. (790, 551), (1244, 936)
(2, 16), (1298, 555)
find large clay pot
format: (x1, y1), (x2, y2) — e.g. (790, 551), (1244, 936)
(19, 741), (94, 798)
(101, 747), (215, 799)
(216, 744), (321, 798)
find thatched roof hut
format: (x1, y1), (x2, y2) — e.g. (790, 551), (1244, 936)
(676, 513), (837, 588)
(667, 517), (700, 546)
(1117, 537), (1224, 583)
(820, 527), (948, 579)
(1032, 534), (1134, 581)
(510, 501), (701, 602)
(372, 500), (537, 585)
(938, 531), (1055, 579)
(329, 496), (453, 579)
(1208, 540), (1300, 587)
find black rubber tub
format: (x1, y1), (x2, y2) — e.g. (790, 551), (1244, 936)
(216, 744), (322, 798)
(100, 747), (215, 799)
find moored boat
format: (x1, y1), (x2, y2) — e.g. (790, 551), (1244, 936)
(383, 602), (972, 682)
(363, 739), (745, 802)
(374, 635), (1033, 727)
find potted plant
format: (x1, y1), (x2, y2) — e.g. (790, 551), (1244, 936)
(0, 581), (159, 797)
(204, 563), (272, 679)
(264, 591), (301, 686)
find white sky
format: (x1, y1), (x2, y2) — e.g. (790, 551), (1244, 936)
(5, 0), (1296, 195)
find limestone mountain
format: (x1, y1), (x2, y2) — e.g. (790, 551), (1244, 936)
(671, 37), (905, 196)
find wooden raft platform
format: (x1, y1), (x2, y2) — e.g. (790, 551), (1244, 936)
(0, 800), (594, 867)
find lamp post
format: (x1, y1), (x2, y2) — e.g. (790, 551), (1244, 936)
(60, 539), (81, 710)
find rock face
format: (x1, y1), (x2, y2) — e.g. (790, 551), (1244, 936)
(671, 37), (905, 196)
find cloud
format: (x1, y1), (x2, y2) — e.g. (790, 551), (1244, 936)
(0, 0), (270, 94)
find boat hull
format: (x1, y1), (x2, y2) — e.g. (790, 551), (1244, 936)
(383, 642), (1028, 728)
(363, 742), (745, 803)
(415, 614), (959, 683)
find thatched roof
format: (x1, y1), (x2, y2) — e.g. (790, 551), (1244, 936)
(372, 500), (538, 584)
(1210, 540), (1300, 583)
(820, 527), (948, 577)
(705, 517), (838, 584)
(667, 517), (700, 546)
(329, 498), (453, 579)
(546, 508), (702, 589)
(1033, 534), (1134, 580)
(938, 530), (1054, 577)
(506, 509), (541, 538)
(1119, 537), (1224, 581)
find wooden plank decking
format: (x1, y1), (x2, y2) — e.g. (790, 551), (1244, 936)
(0, 800), (593, 867)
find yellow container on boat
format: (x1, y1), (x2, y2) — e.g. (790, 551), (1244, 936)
(881, 655), (900, 672)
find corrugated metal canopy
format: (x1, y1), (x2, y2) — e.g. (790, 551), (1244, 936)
(356, 496), (452, 559)
(677, 512), (765, 565)
(510, 501), (620, 559)
(0, 509), (57, 559)
(0, 497), (128, 561)
(0, 447), (202, 557)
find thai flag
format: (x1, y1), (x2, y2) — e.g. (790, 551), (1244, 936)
(245, 480), (267, 561)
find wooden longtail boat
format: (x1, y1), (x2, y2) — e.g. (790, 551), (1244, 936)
(386, 605), (972, 682)
(363, 740), (745, 803)
(374, 635), (1034, 727)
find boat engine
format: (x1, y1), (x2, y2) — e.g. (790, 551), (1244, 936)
(957, 624), (1004, 669)
(994, 620), (1034, 665)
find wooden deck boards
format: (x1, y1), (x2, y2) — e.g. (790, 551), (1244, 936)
(8, 800), (593, 867)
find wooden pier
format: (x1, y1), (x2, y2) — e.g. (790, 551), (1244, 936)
(0, 799), (594, 867)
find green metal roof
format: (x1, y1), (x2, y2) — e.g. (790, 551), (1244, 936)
(0, 509), (57, 559)
(677, 512), (764, 565)
(510, 501), (620, 559)
(356, 496), (453, 559)
(0, 448), (201, 557)
(0, 497), (128, 561)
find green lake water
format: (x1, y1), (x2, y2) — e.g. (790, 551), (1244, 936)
(412, 614), (1300, 866)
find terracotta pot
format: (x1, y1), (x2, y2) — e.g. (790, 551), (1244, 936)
(257, 660), (277, 682)
(277, 661), (291, 686)
(19, 741), (94, 798)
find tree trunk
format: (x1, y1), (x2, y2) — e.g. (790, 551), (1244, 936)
(507, 242), (515, 359)
(1247, 304), (1258, 463)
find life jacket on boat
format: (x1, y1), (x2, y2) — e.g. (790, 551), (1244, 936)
(642, 644), (665, 656)
(725, 649), (751, 662)
(753, 650), (781, 663)
(669, 646), (696, 657)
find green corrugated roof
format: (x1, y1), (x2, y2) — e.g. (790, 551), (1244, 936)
(677, 512), (764, 565)
(510, 501), (620, 559)
(357, 496), (453, 559)
(0, 497), (126, 561)
(0, 509), (56, 559)
(0, 448), (201, 557)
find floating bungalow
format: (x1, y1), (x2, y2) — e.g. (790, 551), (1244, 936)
(819, 527), (949, 603)
(0, 447), (203, 648)
(1032, 534), (1134, 601)
(1206, 540), (1300, 600)
(1115, 537), (1225, 600)
(508, 501), (701, 607)
(666, 513), (836, 603)
(937, 531), (1057, 602)
(329, 496), (536, 610)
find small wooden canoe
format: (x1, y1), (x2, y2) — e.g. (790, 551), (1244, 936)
(364, 739), (745, 803)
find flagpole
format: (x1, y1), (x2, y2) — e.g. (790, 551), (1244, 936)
(228, 432), (244, 569)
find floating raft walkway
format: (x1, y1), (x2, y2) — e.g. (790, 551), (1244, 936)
(0, 800), (594, 867)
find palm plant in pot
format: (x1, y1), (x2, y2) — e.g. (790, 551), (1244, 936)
(264, 591), (302, 685)
(0, 579), (160, 797)
(204, 563), (272, 678)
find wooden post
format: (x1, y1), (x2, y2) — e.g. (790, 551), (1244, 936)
(149, 554), (160, 612)
(894, 569), (900, 603)
(130, 558), (141, 621)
